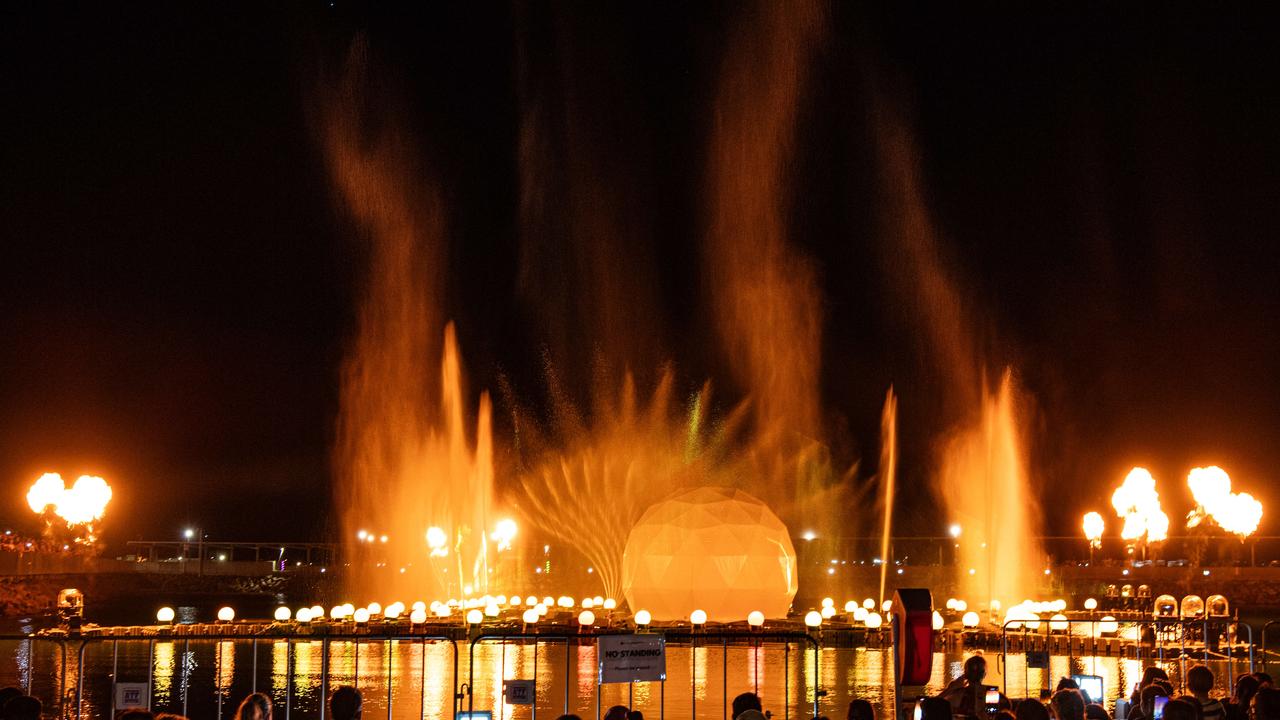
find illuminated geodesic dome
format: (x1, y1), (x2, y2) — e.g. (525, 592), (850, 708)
(622, 486), (798, 622)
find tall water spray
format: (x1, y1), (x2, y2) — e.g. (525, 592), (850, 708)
(704, 0), (835, 529)
(869, 81), (1044, 606)
(936, 372), (1039, 604)
(878, 388), (897, 605)
(322, 41), (497, 602)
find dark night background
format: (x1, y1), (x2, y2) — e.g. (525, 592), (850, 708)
(2, 3), (1278, 548)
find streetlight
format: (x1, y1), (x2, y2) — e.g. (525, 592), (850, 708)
(948, 524), (962, 538)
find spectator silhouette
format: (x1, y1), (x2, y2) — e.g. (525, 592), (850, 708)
(235, 692), (273, 720)
(849, 698), (875, 720)
(1052, 689), (1087, 720)
(1253, 688), (1280, 720)
(330, 687), (362, 720)
(1016, 699), (1050, 720)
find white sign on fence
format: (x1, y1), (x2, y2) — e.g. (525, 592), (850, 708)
(598, 634), (666, 684)
(114, 682), (148, 710)
(504, 679), (536, 705)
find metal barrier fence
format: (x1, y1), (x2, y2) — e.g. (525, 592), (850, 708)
(0, 632), (457, 720)
(1262, 621), (1280, 672)
(0, 629), (820, 720)
(465, 630), (821, 720)
(997, 617), (1255, 698)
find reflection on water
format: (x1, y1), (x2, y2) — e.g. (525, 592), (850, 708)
(154, 641), (174, 706)
(0, 638), (1254, 720)
(217, 641), (235, 696)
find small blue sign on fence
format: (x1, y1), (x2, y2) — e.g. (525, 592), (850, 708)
(114, 682), (148, 710)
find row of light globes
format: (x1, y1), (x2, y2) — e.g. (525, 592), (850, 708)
(156, 593), (1112, 631)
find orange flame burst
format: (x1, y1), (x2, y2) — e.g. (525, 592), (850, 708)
(1186, 466), (1263, 538)
(1110, 467), (1169, 543)
(1082, 511), (1105, 548)
(26, 472), (113, 543)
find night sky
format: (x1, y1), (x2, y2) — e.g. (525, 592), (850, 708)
(2, 3), (1278, 546)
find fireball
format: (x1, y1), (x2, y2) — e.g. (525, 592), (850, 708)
(26, 472), (113, 543)
(1111, 467), (1168, 543)
(1187, 466), (1262, 537)
(1082, 511), (1105, 548)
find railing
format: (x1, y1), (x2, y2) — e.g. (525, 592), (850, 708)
(997, 616), (1254, 698)
(464, 630), (821, 720)
(1261, 620), (1280, 672)
(0, 631), (457, 720)
(0, 628), (822, 720)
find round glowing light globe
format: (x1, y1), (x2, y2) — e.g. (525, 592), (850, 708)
(274, 606), (292, 622)
(821, 597), (834, 608)
(881, 600), (893, 613)
(541, 596), (554, 607)
(466, 609), (484, 625)
(865, 612), (883, 629)
(945, 598), (957, 610)
(844, 601), (857, 613)
(622, 487), (798, 621)
(821, 606), (835, 619)
(804, 611), (822, 628)
(1084, 598), (1098, 611)
(509, 596), (522, 607)
(367, 602), (382, 616)
(1099, 616), (1119, 634)
(156, 606), (176, 624)
(853, 607), (868, 622)
(1050, 613), (1068, 632)
(410, 608), (427, 624)
(525, 595), (539, 606)
(296, 608), (313, 623)
(634, 609), (652, 626)
(341, 603), (355, 616)
(747, 610), (765, 627)
(557, 596), (574, 609)
(582, 598), (594, 609)
(603, 598), (617, 610)
(522, 608), (540, 624)
(385, 606), (403, 620)
(217, 606), (235, 623)
(578, 610), (596, 626)
(863, 598), (875, 610)
(954, 600), (967, 613)
(484, 603), (499, 618)
(535, 603), (548, 617)
(932, 611), (944, 630)
(353, 608), (371, 624)
(690, 609), (708, 626)
(331, 606), (345, 620)
(311, 605), (325, 619)
(434, 605), (451, 618)
(592, 595), (604, 605)
(494, 595), (507, 605)
(962, 611), (980, 628)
